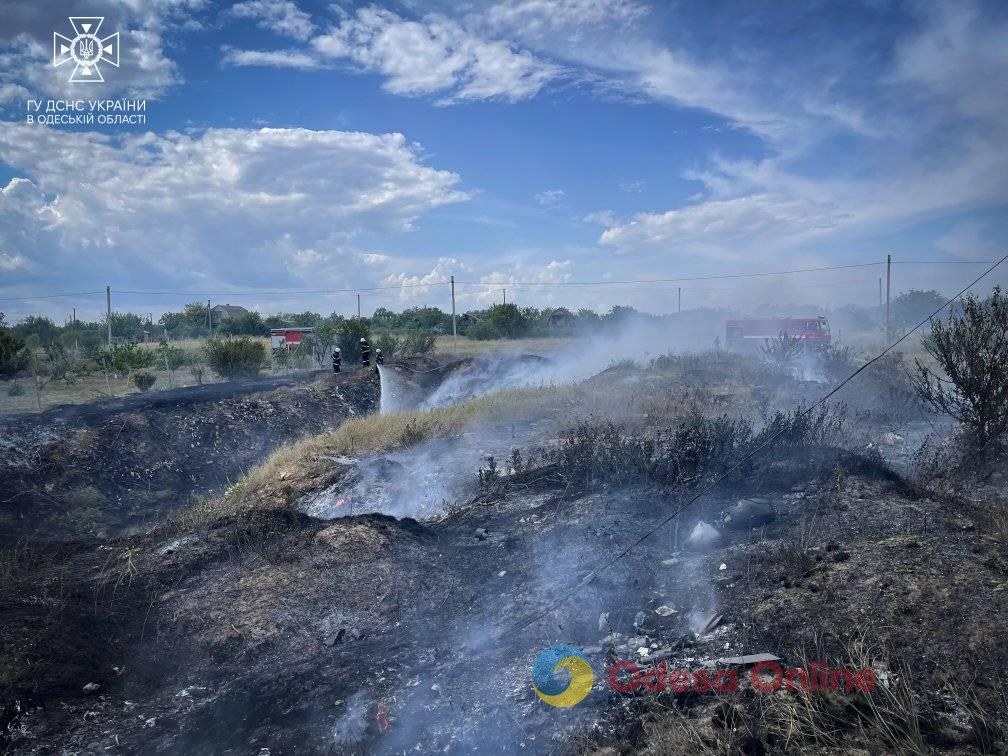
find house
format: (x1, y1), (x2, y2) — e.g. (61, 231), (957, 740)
(270, 327), (314, 350)
(546, 307), (575, 329)
(210, 303), (249, 323)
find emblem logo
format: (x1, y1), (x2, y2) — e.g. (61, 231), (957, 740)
(53, 17), (120, 83)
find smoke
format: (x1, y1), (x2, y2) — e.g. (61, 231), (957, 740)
(331, 690), (371, 747)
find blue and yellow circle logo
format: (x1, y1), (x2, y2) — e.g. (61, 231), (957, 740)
(532, 644), (594, 707)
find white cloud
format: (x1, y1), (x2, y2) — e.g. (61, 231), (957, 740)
(229, 0), (314, 40)
(534, 188), (565, 206)
(599, 194), (845, 258)
(312, 6), (561, 103)
(0, 124), (468, 293)
(0, 251), (27, 271)
(222, 46), (321, 69)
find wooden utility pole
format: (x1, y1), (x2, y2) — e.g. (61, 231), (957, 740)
(357, 293), (361, 318)
(885, 254), (891, 340)
(450, 275), (457, 354)
(106, 286), (112, 347)
(502, 289), (506, 306)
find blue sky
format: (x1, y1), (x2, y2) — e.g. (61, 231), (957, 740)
(0, 0), (1006, 320)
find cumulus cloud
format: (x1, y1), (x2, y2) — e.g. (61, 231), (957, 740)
(228, 0), (314, 40)
(312, 6), (562, 103)
(0, 124), (468, 294)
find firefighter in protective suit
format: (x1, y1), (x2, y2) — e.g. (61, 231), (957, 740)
(375, 348), (384, 366)
(332, 348), (341, 373)
(360, 337), (371, 367)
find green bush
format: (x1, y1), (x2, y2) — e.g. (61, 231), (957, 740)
(131, 370), (157, 392)
(337, 318), (371, 363)
(910, 286), (1008, 444)
(375, 333), (402, 359)
(108, 343), (155, 373)
(0, 326), (29, 379)
(466, 320), (502, 341)
(401, 330), (436, 355)
(156, 341), (190, 370)
(205, 337), (266, 380)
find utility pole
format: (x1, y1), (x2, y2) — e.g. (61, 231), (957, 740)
(106, 286), (112, 347)
(450, 275), (457, 355)
(502, 288), (506, 306)
(885, 254), (891, 340)
(207, 299), (212, 335)
(678, 287), (681, 313)
(357, 293), (361, 318)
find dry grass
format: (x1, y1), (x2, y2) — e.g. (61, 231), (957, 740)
(432, 334), (574, 356)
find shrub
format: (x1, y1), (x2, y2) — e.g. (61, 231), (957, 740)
(205, 337), (266, 380)
(401, 330), (436, 355)
(485, 304), (528, 338)
(0, 326), (29, 379)
(818, 344), (858, 383)
(156, 341), (189, 370)
(6, 381), (24, 396)
(375, 333), (402, 359)
(909, 286), (1008, 445)
(131, 370), (157, 392)
(108, 343), (155, 373)
(760, 332), (804, 370)
(466, 320), (502, 340)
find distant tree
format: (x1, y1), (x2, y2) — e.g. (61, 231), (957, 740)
(375, 332), (402, 359)
(910, 286), (1008, 445)
(0, 318), (29, 379)
(13, 315), (59, 345)
(337, 318), (371, 363)
(216, 311), (267, 336)
(205, 337), (266, 380)
(892, 289), (947, 329)
(485, 304), (528, 338)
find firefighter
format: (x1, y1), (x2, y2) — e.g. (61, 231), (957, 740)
(375, 348), (384, 366)
(332, 347), (341, 373)
(360, 337), (371, 367)
(713, 335), (721, 351)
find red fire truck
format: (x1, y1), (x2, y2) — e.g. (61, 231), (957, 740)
(725, 316), (831, 351)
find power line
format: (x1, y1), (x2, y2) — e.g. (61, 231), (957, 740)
(456, 262), (884, 287)
(497, 251), (1008, 639)
(0, 290), (105, 302)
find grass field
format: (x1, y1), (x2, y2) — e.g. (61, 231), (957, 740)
(432, 334), (574, 356)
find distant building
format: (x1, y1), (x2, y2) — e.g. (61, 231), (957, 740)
(270, 327), (314, 350)
(211, 303), (249, 322)
(546, 307), (575, 329)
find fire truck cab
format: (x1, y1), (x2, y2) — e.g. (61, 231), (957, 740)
(725, 316), (831, 352)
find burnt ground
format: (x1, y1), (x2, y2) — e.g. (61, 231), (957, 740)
(0, 370), (379, 543)
(1, 354), (1006, 754)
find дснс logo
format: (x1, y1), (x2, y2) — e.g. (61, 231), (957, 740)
(53, 17), (119, 83)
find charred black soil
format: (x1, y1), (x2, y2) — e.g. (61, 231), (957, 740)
(1, 355), (1006, 755)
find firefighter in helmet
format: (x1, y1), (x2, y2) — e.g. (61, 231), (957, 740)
(360, 337), (371, 367)
(375, 348), (384, 366)
(332, 347), (341, 373)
